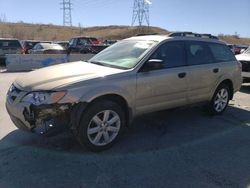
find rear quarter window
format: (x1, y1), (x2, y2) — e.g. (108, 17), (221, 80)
(208, 43), (236, 62)
(0, 40), (21, 48)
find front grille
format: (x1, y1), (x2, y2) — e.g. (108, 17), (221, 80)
(240, 61), (250, 72)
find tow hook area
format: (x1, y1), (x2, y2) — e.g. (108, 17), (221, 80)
(23, 103), (71, 136)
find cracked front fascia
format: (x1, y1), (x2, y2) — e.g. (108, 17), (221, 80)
(23, 103), (71, 127)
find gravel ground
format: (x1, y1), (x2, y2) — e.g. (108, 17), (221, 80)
(0, 70), (250, 188)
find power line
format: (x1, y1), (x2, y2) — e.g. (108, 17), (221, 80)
(60, 0), (73, 26)
(74, 0), (121, 9)
(132, 0), (150, 27)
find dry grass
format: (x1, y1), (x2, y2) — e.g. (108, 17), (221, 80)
(0, 22), (249, 45)
(0, 22), (168, 41)
(219, 36), (250, 45)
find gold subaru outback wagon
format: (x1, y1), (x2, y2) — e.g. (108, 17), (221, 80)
(6, 32), (242, 151)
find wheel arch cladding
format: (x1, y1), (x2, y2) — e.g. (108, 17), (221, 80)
(219, 79), (234, 100)
(89, 94), (131, 125)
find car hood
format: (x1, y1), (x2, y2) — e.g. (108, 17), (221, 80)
(236, 53), (250, 61)
(14, 61), (125, 91)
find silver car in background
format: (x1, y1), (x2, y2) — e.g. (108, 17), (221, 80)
(6, 32), (242, 151)
(30, 43), (67, 54)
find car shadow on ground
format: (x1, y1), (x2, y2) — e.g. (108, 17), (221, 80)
(0, 66), (6, 72)
(1, 105), (250, 155)
(1, 105), (250, 188)
(240, 84), (250, 94)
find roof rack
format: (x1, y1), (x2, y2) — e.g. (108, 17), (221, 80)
(169, 32), (218, 40)
(135, 33), (159, 36)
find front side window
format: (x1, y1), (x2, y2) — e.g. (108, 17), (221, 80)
(89, 40), (156, 69)
(33, 44), (39, 50)
(187, 41), (214, 65)
(149, 41), (186, 69)
(77, 38), (90, 45)
(69, 39), (74, 46)
(36, 44), (42, 50)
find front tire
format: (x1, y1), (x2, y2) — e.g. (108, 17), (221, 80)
(209, 84), (230, 115)
(76, 100), (125, 151)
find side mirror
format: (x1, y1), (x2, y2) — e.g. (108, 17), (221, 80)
(143, 59), (164, 71)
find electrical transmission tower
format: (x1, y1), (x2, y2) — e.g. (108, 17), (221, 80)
(132, 0), (151, 27)
(61, 0), (72, 26)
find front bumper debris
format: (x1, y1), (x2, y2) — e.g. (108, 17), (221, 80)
(6, 86), (71, 135)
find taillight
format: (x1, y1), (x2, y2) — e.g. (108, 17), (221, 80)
(21, 48), (26, 54)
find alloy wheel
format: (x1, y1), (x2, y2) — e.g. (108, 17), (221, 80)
(87, 110), (121, 146)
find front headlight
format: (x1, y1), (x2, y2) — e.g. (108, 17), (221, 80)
(21, 91), (66, 106)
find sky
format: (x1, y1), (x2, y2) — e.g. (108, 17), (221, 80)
(0, 0), (250, 37)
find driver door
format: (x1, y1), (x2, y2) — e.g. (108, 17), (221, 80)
(135, 41), (189, 115)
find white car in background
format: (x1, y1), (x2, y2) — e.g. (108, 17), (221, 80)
(30, 43), (67, 54)
(236, 47), (250, 82)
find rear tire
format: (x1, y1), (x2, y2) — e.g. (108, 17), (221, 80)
(75, 100), (125, 151)
(208, 84), (230, 115)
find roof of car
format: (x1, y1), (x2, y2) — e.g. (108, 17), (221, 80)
(22, 40), (40, 42)
(0, 38), (19, 41)
(126, 35), (169, 42)
(126, 33), (224, 44)
(38, 43), (65, 49)
(72, 36), (98, 39)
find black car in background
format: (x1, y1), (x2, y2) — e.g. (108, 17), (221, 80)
(0, 38), (22, 65)
(228, 44), (249, 55)
(103, 39), (118, 46)
(67, 36), (107, 54)
(20, 40), (40, 54)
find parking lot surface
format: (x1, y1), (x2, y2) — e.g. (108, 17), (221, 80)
(1, 68), (250, 188)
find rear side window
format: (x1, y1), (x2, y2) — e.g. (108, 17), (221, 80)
(0, 40), (21, 48)
(77, 38), (91, 45)
(26, 42), (38, 49)
(208, 43), (236, 62)
(150, 41), (186, 69)
(90, 38), (98, 42)
(187, 41), (214, 65)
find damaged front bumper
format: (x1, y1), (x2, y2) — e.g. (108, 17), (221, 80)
(6, 87), (71, 135)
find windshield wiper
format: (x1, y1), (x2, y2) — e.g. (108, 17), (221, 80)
(88, 60), (128, 70)
(88, 61), (106, 66)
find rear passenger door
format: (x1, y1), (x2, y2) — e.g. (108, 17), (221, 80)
(185, 41), (223, 103)
(136, 41), (189, 114)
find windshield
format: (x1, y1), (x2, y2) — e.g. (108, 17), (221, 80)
(244, 47), (250, 54)
(89, 40), (156, 69)
(42, 43), (65, 50)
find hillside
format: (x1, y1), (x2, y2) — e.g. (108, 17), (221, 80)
(0, 22), (168, 41)
(0, 22), (250, 45)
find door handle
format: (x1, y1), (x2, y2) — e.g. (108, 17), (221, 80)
(213, 68), (219, 73)
(178, 72), (186, 78)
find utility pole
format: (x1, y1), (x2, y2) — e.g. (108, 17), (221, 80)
(132, 0), (151, 27)
(60, 0), (72, 26)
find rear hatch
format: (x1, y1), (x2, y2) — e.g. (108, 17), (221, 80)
(0, 39), (22, 57)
